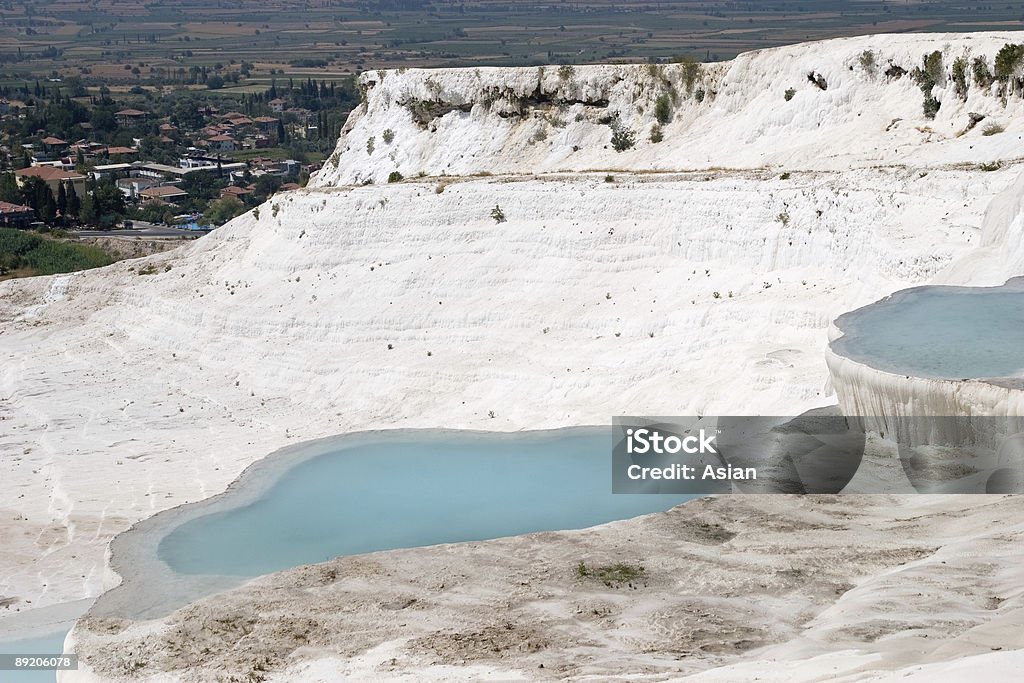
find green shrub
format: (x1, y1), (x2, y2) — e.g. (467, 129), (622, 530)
(649, 123), (664, 143)
(490, 205), (506, 223)
(678, 56), (703, 93)
(654, 93), (672, 124)
(911, 51), (944, 119)
(610, 126), (637, 152)
(366, 136), (375, 155)
(952, 56), (968, 101)
(922, 50), (943, 84)
(994, 43), (1024, 81)
(784, 88), (796, 101)
(0, 228), (114, 278)
(382, 128), (395, 144)
(973, 56), (994, 89)
(387, 171), (404, 183)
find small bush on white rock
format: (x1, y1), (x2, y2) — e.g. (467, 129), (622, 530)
(611, 126), (637, 152)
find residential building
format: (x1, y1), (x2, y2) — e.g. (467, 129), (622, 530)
(116, 177), (162, 199)
(14, 166), (87, 197)
(0, 200), (35, 228)
(206, 134), (236, 152)
(139, 185), (188, 205)
(115, 108), (148, 126)
(220, 185), (253, 200)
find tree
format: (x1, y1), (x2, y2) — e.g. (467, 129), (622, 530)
(56, 182), (68, 223)
(78, 178), (98, 225)
(66, 182), (80, 220)
(92, 179), (126, 227)
(19, 177), (56, 223)
(202, 196), (246, 226)
(0, 173), (20, 203)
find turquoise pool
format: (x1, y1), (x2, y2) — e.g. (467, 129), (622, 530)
(157, 429), (695, 577)
(831, 278), (1024, 380)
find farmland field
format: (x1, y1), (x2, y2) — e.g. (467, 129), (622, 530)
(2, 1), (1023, 84)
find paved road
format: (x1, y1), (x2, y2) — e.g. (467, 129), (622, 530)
(73, 221), (212, 238)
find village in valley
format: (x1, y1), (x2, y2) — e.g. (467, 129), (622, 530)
(0, 75), (356, 235)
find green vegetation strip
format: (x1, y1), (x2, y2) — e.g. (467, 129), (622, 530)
(0, 228), (114, 278)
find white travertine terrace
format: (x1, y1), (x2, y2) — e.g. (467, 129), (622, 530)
(1, 30), (1023, 682)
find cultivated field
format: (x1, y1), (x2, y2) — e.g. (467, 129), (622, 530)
(2, 0), (1024, 83)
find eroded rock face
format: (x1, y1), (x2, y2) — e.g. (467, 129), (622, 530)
(316, 32), (1024, 186)
(66, 495), (1024, 682)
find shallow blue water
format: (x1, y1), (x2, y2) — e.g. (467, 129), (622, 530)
(0, 631), (68, 683)
(833, 284), (1024, 380)
(158, 430), (695, 577)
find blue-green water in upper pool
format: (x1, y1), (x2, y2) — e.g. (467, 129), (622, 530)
(157, 429), (695, 577)
(832, 280), (1024, 380)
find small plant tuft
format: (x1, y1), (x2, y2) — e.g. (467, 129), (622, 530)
(382, 128), (395, 144)
(784, 88), (796, 101)
(859, 49), (876, 75)
(610, 126), (637, 152)
(387, 171), (404, 183)
(490, 205), (506, 223)
(576, 561), (647, 588)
